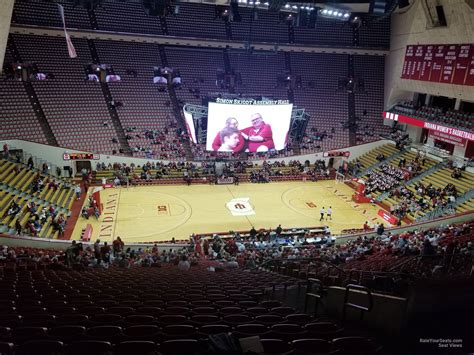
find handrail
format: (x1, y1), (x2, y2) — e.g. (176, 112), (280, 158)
(342, 284), (373, 325)
(305, 278), (323, 317)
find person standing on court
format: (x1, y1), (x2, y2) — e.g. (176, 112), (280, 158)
(320, 207), (325, 222)
(326, 206), (332, 221)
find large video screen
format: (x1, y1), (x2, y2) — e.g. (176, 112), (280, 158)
(206, 99), (293, 153)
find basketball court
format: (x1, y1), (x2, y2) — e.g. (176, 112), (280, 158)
(71, 181), (387, 243)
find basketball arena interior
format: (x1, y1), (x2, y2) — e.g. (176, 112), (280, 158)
(0, 0), (473, 353)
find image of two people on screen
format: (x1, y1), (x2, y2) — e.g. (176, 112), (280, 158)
(212, 113), (275, 153)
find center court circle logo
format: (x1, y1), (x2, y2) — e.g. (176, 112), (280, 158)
(226, 198), (256, 216)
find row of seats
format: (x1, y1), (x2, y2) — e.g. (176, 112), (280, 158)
(13, 0), (391, 48)
(0, 336), (380, 355)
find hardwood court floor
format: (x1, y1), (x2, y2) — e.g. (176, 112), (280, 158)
(71, 181), (387, 243)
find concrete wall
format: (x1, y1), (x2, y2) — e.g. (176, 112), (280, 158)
(324, 286), (408, 337)
(386, 0), (474, 108)
(406, 124), (424, 144)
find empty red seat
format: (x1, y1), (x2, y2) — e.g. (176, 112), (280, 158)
(238, 301), (258, 309)
(304, 322), (344, 339)
(246, 307), (269, 316)
(332, 336), (381, 354)
(78, 306), (105, 316)
(284, 313), (314, 325)
(163, 307), (190, 315)
(0, 315), (22, 327)
(12, 327), (49, 344)
(189, 315), (220, 326)
(161, 339), (200, 355)
(260, 300), (282, 309)
(18, 340), (64, 355)
(123, 325), (160, 341)
(50, 325), (86, 343)
(271, 307), (295, 316)
(136, 307), (162, 317)
(189, 300), (212, 307)
(222, 314), (253, 326)
(260, 339), (293, 354)
(90, 314), (123, 326)
(115, 341), (158, 355)
(191, 307), (217, 315)
(0, 327), (11, 341)
(56, 314), (89, 326)
(107, 307), (135, 316)
(158, 315), (188, 326)
(268, 324), (308, 341)
(162, 325), (197, 340)
(198, 324), (231, 336)
(124, 315), (156, 326)
(219, 307), (243, 315)
(233, 324), (269, 338)
(67, 340), (113, 355)
(254, 315), (283, 326)
(292, 338), (333, 354)
(21, 314), (56, 327)
(86, 326), (123, 343)
(166, 300), (188, 307)
(0, 342), (14, 355)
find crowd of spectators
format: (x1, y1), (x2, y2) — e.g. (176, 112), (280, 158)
(365, 164), (408, 195)
(94, 159), (332, 186)
(388, 180), (458, 221)
(1, 220), (472, 280)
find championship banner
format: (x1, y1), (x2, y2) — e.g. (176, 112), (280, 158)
(400, 43), (474, 86)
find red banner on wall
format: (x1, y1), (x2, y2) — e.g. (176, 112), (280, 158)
(428, 130), (466, 147)
(383, 112), (474, 142)
(412, 45), (426, 80)
(466, 47), (474, 86)
(378, 209), (398, 225)
(440, 45), (458, 84)
(401, 44), (474, 86)
(453, 44), (471, 85)
(420, 45), (434, 81)
(430, 45), (447, 83)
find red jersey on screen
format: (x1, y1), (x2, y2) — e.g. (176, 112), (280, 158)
(241, 122), (275, 152)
